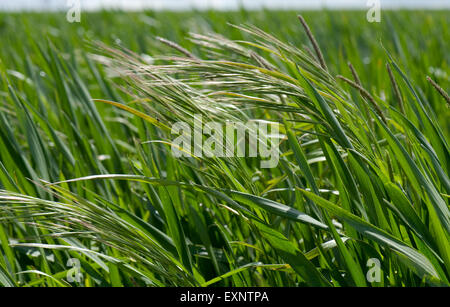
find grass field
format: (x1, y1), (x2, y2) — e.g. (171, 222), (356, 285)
(0, 10), (449, 287)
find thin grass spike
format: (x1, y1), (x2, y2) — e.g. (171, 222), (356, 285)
(426, 76), (450, 103)
(387, 63), (405, 114)
(337, 75), (388, 124)
(298, 15), (328, 72)
(348, 62), (362, 85)
(156, 36), (199, 60)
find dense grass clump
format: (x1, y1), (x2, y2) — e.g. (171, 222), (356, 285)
(0, 10), (448, 287)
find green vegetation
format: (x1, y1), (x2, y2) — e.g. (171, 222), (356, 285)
(0, 10), (448, 287)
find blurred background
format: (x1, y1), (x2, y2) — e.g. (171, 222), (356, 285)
(1, 0), (450, 11)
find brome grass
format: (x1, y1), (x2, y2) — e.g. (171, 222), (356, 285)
(0, 10), (448, 287)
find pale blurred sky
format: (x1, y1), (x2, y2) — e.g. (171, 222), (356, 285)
(1, 0), (449, 11)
